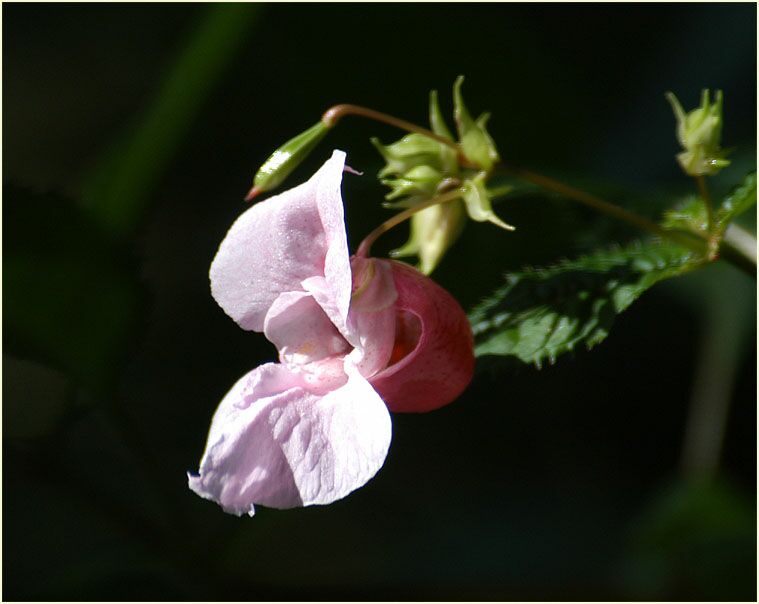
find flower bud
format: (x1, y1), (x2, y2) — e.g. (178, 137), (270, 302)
(371, 133), (448, 179)
(381, 165), (445, 204)
(247, 121), (330, 199)
(666, 89), (730, 177)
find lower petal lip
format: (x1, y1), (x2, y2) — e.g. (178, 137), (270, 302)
(368, 260), (474, 413)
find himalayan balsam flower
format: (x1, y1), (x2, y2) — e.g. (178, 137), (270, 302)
(189, 150), (474, 516)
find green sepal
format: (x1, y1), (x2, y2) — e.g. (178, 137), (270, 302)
(390, 199), (467, 275)
(252, 121), (330, 194)
(429, 89), (454, 140)
(380, 165), (444, 201)
(429, 90), (458, 174)
(453, 76), (500, 171)
(371, 134), (447, 178)
(666, 90), (730, 176)
(461, 174), (514, 231)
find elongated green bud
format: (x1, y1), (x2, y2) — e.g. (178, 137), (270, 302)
(246, 121), (330, 200)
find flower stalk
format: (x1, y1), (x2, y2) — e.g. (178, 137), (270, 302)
(500, 163), (756, 279)
(321, 104), (478, 169)
(694, 174), (719, 259)
(356, 188), (464, 258)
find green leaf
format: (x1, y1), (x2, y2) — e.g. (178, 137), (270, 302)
(621, 480), (755, 600)
(662, 196), (707, 234)
(663, 174), (757, 238)
(469, 241), (697, 366)
(715, 172), (756, 231)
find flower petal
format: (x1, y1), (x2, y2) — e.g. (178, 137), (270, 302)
(210, 150), (351, 331)
(345, 257), (398, 378)
(264, 291), (351, 369)
(369, 260), (474, 413)
(188, 363), (392, 516)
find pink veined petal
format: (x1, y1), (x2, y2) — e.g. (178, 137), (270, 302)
(301, 275), (356, 347)
(209, 150), (351, 331)
(345, 257), (398, 378)
(188, 363), (392, 516)
(263, 291), (351, 370)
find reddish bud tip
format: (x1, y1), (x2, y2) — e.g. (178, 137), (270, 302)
(244, 186), (262, 202)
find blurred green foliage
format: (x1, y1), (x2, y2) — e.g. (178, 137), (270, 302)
(621, 480), (756, 600)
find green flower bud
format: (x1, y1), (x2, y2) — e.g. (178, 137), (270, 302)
(248, 121), (330, 199)
(371, 133), (448, 178)
(453, 76), (500, 172)
(391, 199), (466, 275)
(666, 90), (730, 177)
(381, 165), (444, 202)
(461, 174), (514, 231)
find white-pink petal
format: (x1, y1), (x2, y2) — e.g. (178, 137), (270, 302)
(209, 150), (352, 332)
(188, 363), (392, 516)
(263, 291), (351, 370)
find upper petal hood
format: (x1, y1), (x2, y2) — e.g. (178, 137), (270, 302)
(188, 362), (392, 516)
(210, 150), (352, 332)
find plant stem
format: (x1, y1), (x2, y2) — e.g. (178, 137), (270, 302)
(320, 103), (756, 277)
(321, 104), (477, 168)
(504, 164), (689, 241)
(680, 307), (735, 484)
(695, 174), (720, 259)
(680, 265), (753, 483)
(356, 189), (463, 257)
(322, 104), (453, 147)
(721, 223), (758, 277)
(502, 163), (757, 278)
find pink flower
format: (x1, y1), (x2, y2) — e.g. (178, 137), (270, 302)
(189, 150), (473, 516)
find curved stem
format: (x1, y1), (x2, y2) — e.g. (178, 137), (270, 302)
(504, 164), (678, 241)
(503, 163), (757, 279)
(321, 104), (478, 169)
(356, 189), (463, 258)
(322, 104), (454, 148)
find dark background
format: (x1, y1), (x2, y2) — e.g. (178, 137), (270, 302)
(4, 3), (756, 600)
